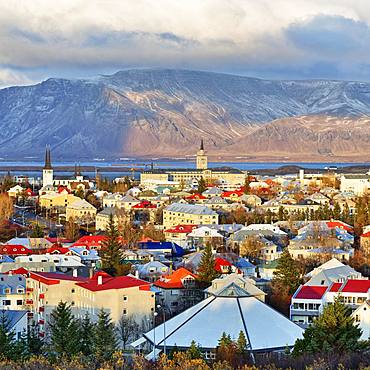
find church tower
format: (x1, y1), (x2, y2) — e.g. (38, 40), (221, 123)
(196, 139), (208, 170)
(42, 145), (54, 187)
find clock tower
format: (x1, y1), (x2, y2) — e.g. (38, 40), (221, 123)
(196, 139), (208, 170)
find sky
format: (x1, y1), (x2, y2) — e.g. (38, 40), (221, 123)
(1, 0), (370, 87)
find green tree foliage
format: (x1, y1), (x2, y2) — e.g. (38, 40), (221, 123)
(100, 214), (123, 276)
(332, 202), (341, 220)
(187, 340), (203, 359)
(272, 249), (302, 295)
(49, 301), (80, 358)
(78, 313), (95, 357)
(197, 176), (207, 194)
(30, 223), (44, 238)
(0, 310), (16, 359)
(236, 330), (247, 355)
(197, 243), (219, 285)
(94, 309), (118, 362)
(26, 321), (44, 356)
(293, 298), (363, 356)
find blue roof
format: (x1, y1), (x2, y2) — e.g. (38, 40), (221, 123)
(235, 258), (256, 269)
(3, 310), (28, 330)
(0, 255), (14, 263)
(138, 241), (185, 257)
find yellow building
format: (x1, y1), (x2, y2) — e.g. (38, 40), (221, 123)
(163, 203), (219, 229)
(26, 271), (155, 332)
(39, 192), (81, 209)
(65, 199), (97, 221)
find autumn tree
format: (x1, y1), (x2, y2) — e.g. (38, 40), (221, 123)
(64, 217), (80, 241)
(239, 235), (264, 260)
(197, 177), (207, 194)
(0, 193), (13, 224)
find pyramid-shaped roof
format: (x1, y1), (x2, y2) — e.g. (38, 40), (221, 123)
(139, 295), (303, 352)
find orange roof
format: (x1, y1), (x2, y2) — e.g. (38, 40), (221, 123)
(154, 267), (197, 289)
(186, 193), (207, 200)
(164, 224), (198, 234)
(221, 189), (244, 198)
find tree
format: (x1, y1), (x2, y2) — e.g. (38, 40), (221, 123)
(197, 177), (207, 194)
(64, 217), (80, 241)
(239, 235), (264, 260)
(100, 214), (123, 275)
(272, 249), (302, 295)
(94, 309), (118, 362)
(78, 313), (95, 356)
(30, 223), (44, 238)
(116, 315), (139, 350)
(236, 330), (247, 355)
(0, 193), (13, 224)
(49, 301), (80, 358)
(26, 321), (44, 356)
(293, 298), (363, 356)
(333, 202), (341, 220)
(187, 340), (203, 359)
(197, 243), (219, 285)
(0, 309), (16, 359)
(243, 176), (251, 194)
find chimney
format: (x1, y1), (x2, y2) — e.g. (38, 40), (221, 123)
(135, 270), (139, 279)
(150, 256), (154, 262)
(72, 269), (78, 277)
(97, 275), (103, 285)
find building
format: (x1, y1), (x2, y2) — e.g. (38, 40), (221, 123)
(154, 267), (201, 315)
(340, 174), (370, 195)
(2, 310), (28, 340)
(39, 192), (81, 210)
(140, 141), (246, 190)
(26, 271), (155, 333)
(352, 301), (370, 341)
(0, 273), (26, 310)
(65, 199), (97, 221)
(133, 280), (303, 359)
(163, 203), (218, 229)
(42, 145), (54, 187)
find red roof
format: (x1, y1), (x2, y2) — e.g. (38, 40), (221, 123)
(186, 193), (207, 200)
(329, 282), (342, 292)
(326, 221), (353, 233)
(76, 271), (151, 292)
(4, 267), (29, 275)
(164, 224), (198, 234)
(29, 272), (88, 285)
(46, 237), (72, 244)
(132, 200), (157, 209)
(57, 186), (71, 194)
(154, 267), (197, 289)
(361, 231), (370, 238)
(71, 236), (107, 249)
(295, 285), (328, 300)
(341, 279), (370, 293)
(215, 257), (233, 272)
(1, 245), (32, 256)
(221, 190), (244, 198)
(46, 246), (70, 254)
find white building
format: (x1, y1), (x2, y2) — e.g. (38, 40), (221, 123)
(340, 174), (370, 196)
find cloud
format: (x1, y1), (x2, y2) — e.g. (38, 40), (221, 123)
(0, 68), (33, 87)
(1, 0), (370, 86)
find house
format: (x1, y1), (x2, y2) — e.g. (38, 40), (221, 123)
(352, 301), (370, 340)
(202, 187), (223, 198)
(2, 310), (28, 340)
(71, 235), (107, 250)
(39, 192), (81, 210)
(234, 258), (256, 277)
(26, 271), (155, 333)
(204, 196), (229, 210)
(134, 261), (170, 282)
(187, 226), (224, 249)
(291, 279), (370, 328)
(15, 254), (84, 272)
(95, 207), (122, 231)
(7, 185), (24, 198)
(154, 267), (202, 314)
(340, 174), (370, 195)
(6, 237), (53, 251)
(240, 194), (262, 208)
(164, 224), (198, 248)
(0, 244), (32, 256)
(0, 273), (26, 310)
(163, 203), (218, 229)
(133, 279), (303, 359)
(65, 199), (97, 221)
(215, 257), (238, 274)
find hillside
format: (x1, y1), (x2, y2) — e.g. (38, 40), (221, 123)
(0, 69), (370, 160)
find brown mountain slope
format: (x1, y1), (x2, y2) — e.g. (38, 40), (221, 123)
(219, 116), (370, 161)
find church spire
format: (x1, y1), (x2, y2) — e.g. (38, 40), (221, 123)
(200, 139), (204, 151)
(44, 145), (52, 170)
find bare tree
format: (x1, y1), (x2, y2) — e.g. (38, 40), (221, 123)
(116, 315), (139, 350)
(239, 235), (265, 259)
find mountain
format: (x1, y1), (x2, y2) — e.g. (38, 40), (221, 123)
(1, 68), (370, 160)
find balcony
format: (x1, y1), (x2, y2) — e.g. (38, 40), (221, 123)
(39, 293), (45, 299)
(26, 287), (33, 293)
(38, 319), (45, 325)
(39, 307), (44, 313)
(25, 299), (33, 305)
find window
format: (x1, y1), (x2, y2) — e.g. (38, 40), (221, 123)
(17, 300), (23, 306)
(2, 300), (11, 306)
(123, 309), (127, 315)
(71, 289), (75, 293)
(123, 296), (128, 301)
(4, 288), (11, 294)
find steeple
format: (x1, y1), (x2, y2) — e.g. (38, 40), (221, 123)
(200, 138), (204, 151)
(44, 145), (52, 170)
(196, 139), (207, 170)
